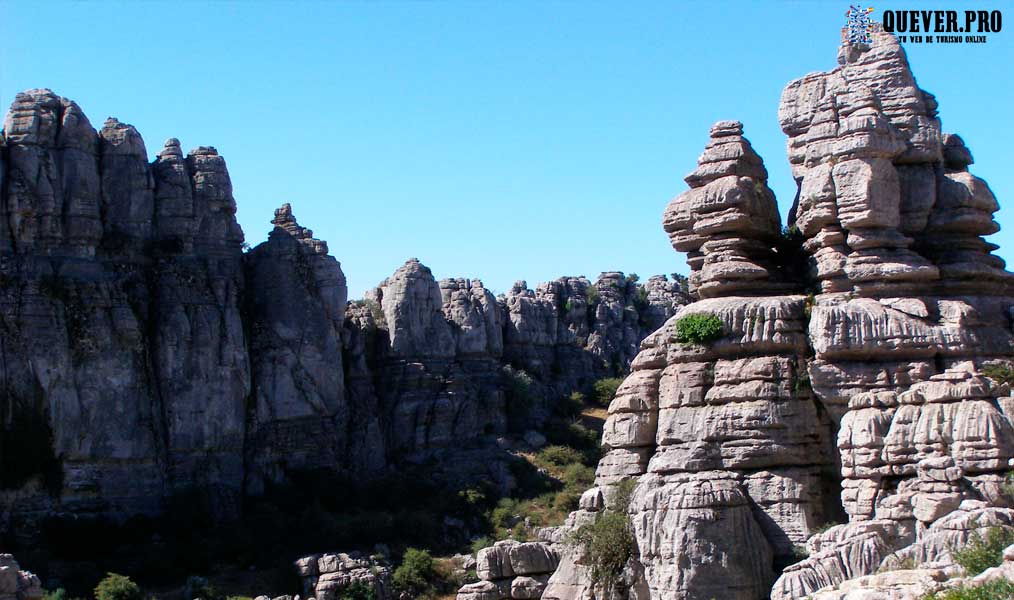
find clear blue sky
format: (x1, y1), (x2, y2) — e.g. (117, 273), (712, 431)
(2, 1), (1011, 298)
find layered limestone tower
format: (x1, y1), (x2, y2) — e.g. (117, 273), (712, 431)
(505, 27), (1014, 600)
(662, 120), (786, 298)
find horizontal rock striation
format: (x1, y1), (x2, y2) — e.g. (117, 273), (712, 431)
(530, 25), (1014, 600)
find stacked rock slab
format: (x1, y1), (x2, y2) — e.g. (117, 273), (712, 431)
(540, 124), (829, 600)
(772, 28), (1014, 600)
(537, 27), (1014, 600)
(294, 552), (392, 600)
(662, 120), (786, 298)
(458, 541), (561, 600)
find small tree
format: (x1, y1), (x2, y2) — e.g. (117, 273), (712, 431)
(568, 479), (637, 597)
(592, 378), (624, 407)
(337, 581), (376, 600)
(392, 548), (437, 597)
(94, 574), (142, 600)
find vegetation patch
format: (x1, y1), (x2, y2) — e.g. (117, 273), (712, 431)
(503, 366), (535, 432)
(567, 479), (636, 597)
(951, 526), (1014, 575)
(591, 378), (624, 407)
(923, 579), (1014, 600)
(94, 574), (142, 600)
(1002, 471), (1014, 500)
(674, 313), (724, 345)
(981, 363), (1014, 386)
(392, 548), (436, 598)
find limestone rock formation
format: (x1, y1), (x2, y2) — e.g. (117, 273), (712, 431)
(295, 552), (392, 600)
(518, 25), (1014, 600)
(244, 203), (355, 494)
(0, 88), (689, 540)
(662, 120), (786, 298)
(457, 541), (560, 600)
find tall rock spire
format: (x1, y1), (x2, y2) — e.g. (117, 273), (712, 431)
(662, 120), (786, 298)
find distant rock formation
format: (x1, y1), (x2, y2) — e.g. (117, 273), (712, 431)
(0, 554), (42, 600)
(0, 90), (688, 538)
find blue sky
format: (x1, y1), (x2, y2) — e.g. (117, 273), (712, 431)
(2, 1), (1011, 298)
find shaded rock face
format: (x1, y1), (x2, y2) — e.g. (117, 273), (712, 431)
(536, 28), (1014, 600)
(0, 89), (252, 523)
(347, 262), (688, 462)
(0, 89), (688, 534)
(501, 273), (686, 407)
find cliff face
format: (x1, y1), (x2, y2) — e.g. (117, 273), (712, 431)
(0, 92), (687, 539)
(531, 28), (1014, 600)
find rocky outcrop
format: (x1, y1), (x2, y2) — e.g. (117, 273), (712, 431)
(294, 552), (391, 600)
(529, 25), (1014, 600)
(457, 541), (560, 600)
(0, 555), (42, 600)
(244, 203), (354, 494)
(0, 88), (688, 537)
(662, 121), (786, 298)
(500, 272), (686, 417)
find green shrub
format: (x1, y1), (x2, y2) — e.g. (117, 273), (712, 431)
(553, 489), (581, 512)
(923, 579), (1014, 600)
(568, 479), (636, 596)
(585, 285), (600, 305)
(674, 313), (724, 345)
(981, 363), (1014, 386)
(554, 392), (584, 419)
(544, 420), (600, 463)
(952, 526), (1014, 575)
(392, 548), (437, 597)
(503, 366), (535, 432)
(1003, 471), (1014, 500)
(470, 536), (492, 555)
(94, 574), (142, 600)
(490, 498), (522, 531)
(592, 378), (624, 407)
(670, 273), (689, 294)
(538, 445), (585, 467)
(43, 589), (66, 600)
(337, 581), (377, 600)
(562, 463), (595, 489)
(185, 576), (224, 600)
